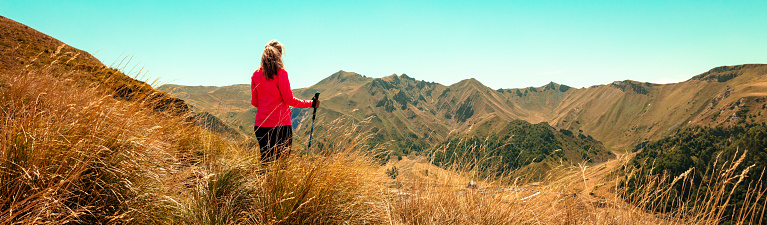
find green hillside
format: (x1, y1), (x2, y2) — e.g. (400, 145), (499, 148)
(434, 119), (612, 179)
(624, 122), (767, 224)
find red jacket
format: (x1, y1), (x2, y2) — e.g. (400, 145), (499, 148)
(251, 68), (313, 127)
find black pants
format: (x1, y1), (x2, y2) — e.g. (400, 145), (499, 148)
(255, 125), (293, 162)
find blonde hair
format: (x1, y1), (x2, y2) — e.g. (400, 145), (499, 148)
(261, 40), (284, 79)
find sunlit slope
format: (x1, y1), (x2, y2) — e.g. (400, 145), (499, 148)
(158, 84), (255, 135)
(1, 15), (189, 115)
(1, 15), (220, 223)
(2, 14), (241, 141)
(1, 15), (392, 223)
(158, 84), (251, 114)
(496, 82), (573, 123)
(541, 64), (767, 150)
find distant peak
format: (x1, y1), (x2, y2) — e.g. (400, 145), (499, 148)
(542, 81), (571, 92)
(315, 70), (369, 86)
(610, 80), (652, 94)
(380, 73), (399, 81)
(613, 79), (637, 84)
(691, 64), (767, 82)
(543, 81), (557, 89)
(330, 70), (367, 80)
(331, 70), (357, 77)
(460, 77), (482, 84)
(450, 78), (485, 88)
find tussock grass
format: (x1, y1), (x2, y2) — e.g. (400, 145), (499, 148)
(184, 162), (256, 224)
(1, 50), (390, 224)
(254, 118), (388, 224)
(386, 139), (767, 224)
(250, 145), (387, 224)
(616, 149), (767, 224)
(1, 52), (194, 224)
(182, 118), (389, 224)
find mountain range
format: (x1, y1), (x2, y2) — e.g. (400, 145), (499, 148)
(159, 64), (767, 153)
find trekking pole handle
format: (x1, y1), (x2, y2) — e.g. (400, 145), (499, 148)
(311, 92), (320, 119)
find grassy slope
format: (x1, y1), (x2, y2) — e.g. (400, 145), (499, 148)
(547, 65), (767, 150)
(0, 16), (189, 117)
(157, 84), (252, 118)
(1, 15), (389, 224)
(157, 84), (254, 136)
(1, 15), (208, 223)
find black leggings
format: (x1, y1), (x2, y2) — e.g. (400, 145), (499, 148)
(254, 125), (293, 162)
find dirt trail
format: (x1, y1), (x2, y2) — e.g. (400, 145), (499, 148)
(556, 151), (637, 207)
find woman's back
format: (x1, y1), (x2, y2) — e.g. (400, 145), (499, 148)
(251, 67), (312, 127)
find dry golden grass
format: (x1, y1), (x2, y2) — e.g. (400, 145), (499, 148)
(0, 51), (390, 224)
(183, 118), (390, 224)
(382, 145), (767, 225)
(3, 50), (766, 224)
(0, 51), (196, 224)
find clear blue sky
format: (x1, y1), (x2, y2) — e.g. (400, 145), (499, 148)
(2, 1), (766, 89)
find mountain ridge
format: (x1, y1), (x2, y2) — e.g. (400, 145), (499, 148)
(0, 15), (251, 141)
(161, 64), (767, 154)
(1, 15), (190, 116)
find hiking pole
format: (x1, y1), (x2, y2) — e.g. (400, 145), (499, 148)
(308, 92), (320, 148)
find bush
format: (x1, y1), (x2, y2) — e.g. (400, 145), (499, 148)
(386, 166), (399, 179)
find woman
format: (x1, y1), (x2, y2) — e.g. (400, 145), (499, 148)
(251, 40), (319, 162)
